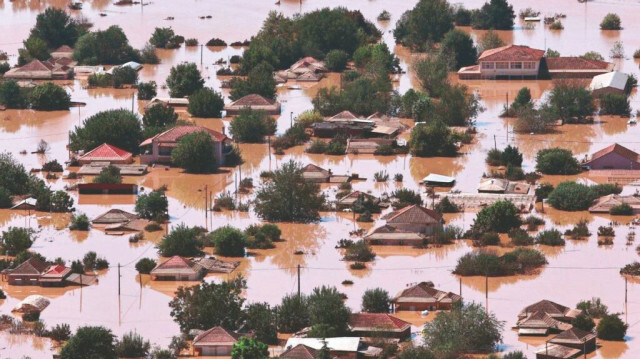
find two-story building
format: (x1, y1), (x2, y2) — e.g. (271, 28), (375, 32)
(459, 45), (544, 79)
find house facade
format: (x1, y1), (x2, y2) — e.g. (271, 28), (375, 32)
(150, 256), (206, 281)
(458, 45), (544, 79)
(584, 143), (640, 170)
(6, 258), (49, 285)
(365, 205), (443, 245)
(139, 126), (229, 166)
(192, 326), (241, 356)
(392, 281), (461, 311)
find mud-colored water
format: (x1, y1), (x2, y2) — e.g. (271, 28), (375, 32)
(1, 0), (640, 357)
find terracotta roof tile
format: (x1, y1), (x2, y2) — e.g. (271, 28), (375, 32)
(393, 282), (461, 303)
(228, 94), (275, 107)
(280, 344), (319, 359)
(10, 258), (49, 275)
(53, 45), (73, 53)
(384, 205), (442, 224)
(589, 143), (639, 163)
(546, 57), (612, 70)
(328, 110), (359, 121)
(551, 327), (596, 344)
(92, 209), (139, 224)
(192, 327), (240, 345)
(142, 125), (227, 146)
(349, 313), (411, 331)
(478, 45), (545, 62)
(154, 256), (196, 270)
(519, 300), (572, 318)
(16, 59), (54, 72)
(80, 143), (132, 162)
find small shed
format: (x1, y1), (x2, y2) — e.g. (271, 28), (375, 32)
(10, 197), (37, 210)
(13, 295), (50, 313)
(589, 71), (628, 96)
(422, 174), (455, 187)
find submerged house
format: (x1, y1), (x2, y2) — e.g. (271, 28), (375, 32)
(518, 300), (582, 323)
(284, 337), (380, 359)
(516, 311), (572, 336)
(192, 326), (242, 356)
(589, 71), (629, 96)
(535, 343), (581, 359)
(311, 111), (375, 138)
(144, 97), (189, 110)
(583, 143), (640, 170)
(549, 327), (597, 353)
(150, 256), (206, 281)
(348, 313), (412, 340)
(477, 178), (531, 195)
(391, 281), (461, 311)
(139, 126), (229, 166)
(4, 258), (73, 287)
(92, 209), (139, 224)
(365, 205), (443, 246)
(50, 45), (74, 59)
(4, 58), (76, 80)
(224, 94), (281, 116)
(275, 57), (328, 83)
(78, 143), (133, 165)
(13, 295), (50, 313)
(337, 191), (380, 210)
(588, 194), (640, 214)
(280, 344), (319, 359)
(546, 57), (614, 79)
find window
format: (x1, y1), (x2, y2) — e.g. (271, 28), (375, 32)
(481, 62), (494, 69)
(524, 62), (536, 69)
(496, 62), (509, 69)
(158, 147), (172, 156)
(510, 62), (522, 69)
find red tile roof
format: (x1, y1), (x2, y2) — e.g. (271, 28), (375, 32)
(16, 59), (54, 72)
(80, 143), (132, 162)
(302, 164), (330, 174)
(228, 94), (276, 107)
(328, 110), (359, 121)
(10, 258), (49, 275)
(280, 344), (320, 359)
(589, 143), (639, 163)
(478, 45), (545, 62)
(141, 125), (227, 146)
(546, 57), (612, 70)
(550, 327), (597, 345)
(192, 327), (240, 346)
(154, 256), (196, 270)
(349, 313), (411, 331)
(53, 45), (73, 53)
(393, 282), (461, 304)
(384, 205), (442, 224)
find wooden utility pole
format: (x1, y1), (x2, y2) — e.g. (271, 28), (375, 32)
(297, 264), (301, 298)
(200, 44), (204, 65)
(485, 274), (488, 313)
(459, 277), (462, 297)
(493, 135), (497, 150)
(625, 276), (628, 323)
(204, 184), (208, 229)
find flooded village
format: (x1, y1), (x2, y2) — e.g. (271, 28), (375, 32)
(0, 0), (640, 358)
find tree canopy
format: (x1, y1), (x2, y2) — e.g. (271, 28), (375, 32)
(409, 120), (458, 157)
(229, 62), (277, 101)
(469, 200), (521, 237)
(393, 0), (454, 50)
(361, 288), (391, 313)
(29, 83), (71, 111)
(166, 63), (204, 98)
(188, 87), (224, 118)
(156, 224), (204, 257)
(73, 26), (139, 65)
(308, 286), (351, 337)
(30, 7), (80, 49)
(70, 109), (143, 153)
(229, 109), (276, 143)
(170, 131), (218, 173)
(60, 326), (117, 359)
(471, 0), (515, 30)
(535, 148), (581, 175)
(135, 190), (168, 221)
(439, 29), (477, 69)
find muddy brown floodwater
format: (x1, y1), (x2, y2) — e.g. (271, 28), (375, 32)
(1, 0), (640, 357)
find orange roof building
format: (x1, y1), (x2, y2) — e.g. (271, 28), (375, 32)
(349, 313), (412, 340)
(150, 256), (206, 281)
(365, 205), (443, 246)
(192, 327), (242, 356)
(78, 143), (133, 164)
(391, 281), (461, 311)
(140, 125), (229, 167)
(224, 94), (281, 116)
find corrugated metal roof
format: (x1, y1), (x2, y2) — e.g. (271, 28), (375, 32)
(590, 71), (628, 91)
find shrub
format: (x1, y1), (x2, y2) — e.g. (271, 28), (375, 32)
(394, 173), (404, 182)
(166, 62), (204, 98)
(392, 0), (454, 49)
(549, 20), (564, 30)
(93, 165), (122, 184)
(326, 141), (346, 155)
(454, 248), (546, 276)
(548, 182), (595, 211)
(70, 109), (143, 154)
(342, 240), (376, 262)
(49, 323), (72, 342)
(535, 183), (554, 202)
(597, 226), (615, 237)
(374, 170), (389, 182)
(324, 49), (349, 71)
(209, 226), (246, 257)
(410, 120), (458, 157)
(600, 93), (631, 116)
(350, 262), (366, 270)
(590, 183), (622, 197)
(524, 215), (545, 231)
(137, 81), (157, 100)
(206, 38), (226, 46)
(185, 38), (198, 46)
(112, 66), (138, 88)
(374, 143), (394, 156)
(23, 311), (40, 322)
(82, 251), (109, 271)
(468, 200), (522, 237)
(0, 187), (11, 208)
(535, 229), (565, 246)
(156, 224), (204, 257)
(361, 288), (390, 313)
(29, 83), (71, 111)
(620, 262), (640, 276)
(565, 219), (591, 238)
(229, 62), (276, 101)
(229, 109), (275, 143)
(572, 313), (595, 332)
(188, 87), (224, 118)
(600, 13), (622, 30)
(150, 27), (176, 48)
(171, 131), (217, 173)
(135, 258), (157, 274)
(1, 227), (34, 255)
(391, 188), (421, 209)
(69, 213), (90, 231)
(535, 148), (581, 175)
(42, 159), (64, 172)
(431, 225), (463, 245)
(577, 297), (609, 318)
(477, 232), (500, 246)
(214, 191), (235, 211)
(435, 197), (459, 213)
(135, 190), (168, 221)
(597, 314), (627, 340)
(509, 228), (534, 246)
(115, 331), (150, 358)
(470, 0), (516, 30)
(306, 140), (328, 154)
(610, 203), (633, 215)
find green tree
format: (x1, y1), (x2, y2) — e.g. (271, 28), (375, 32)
(29, 83), (71, 111)
(49, 190), (75, 212)
(414, 55), (449, 98)
(188, 87), (224, 118)
(170, 131), (217, 173)
(142, 104), (178, 137)
(115, 331), (150, 358)
(471, 0), (515, 30)
(546, 81), (595, 123)
(436, 84), (482, 126)
(581, 51), (605, 61)
(30, 7), (80, 48)
(18, 35), (50, 65)
(73, 26), (139, 65)
(149, 27), (176, 48)
(156, 224), (203, 257)
(393, 0), (454, 49)
(478, 30), (505, 53)
(308, 286), (351, 337)
(135, 190), (168, 221)
(229, 109), (276, 143)
(423, 302), (503, 358)
(361, 288), (391, 313)
(501, 145), (523, 167)
(577, 298), (609, 318)
(59, 326), (117, 359)
(244, 303), (277, 344)
(254, 160), (326, 222)
(572, 313), (595, 332)
(209, 226), (246, 257)
(135, 258), (157, 274)
(469, 200), (521, 236)
(166, 63), (204, 98)
(0, 80), (26, 109)
(70, 109), (143, 153)
(169, 277), (246, 333)
(535, 148), (581, 175)
(600, 13), (622, 30)
(396, 346), (436, 359)
(324, 49), (349, 71)
(439, 29), (477, 69)
(92, 165), (122, 184)
(599, 93), (631, 116)
(1, 227), (34, 255)
(112, 66), (138, 88)
(229, 62), (277, 101)
(409, 120), (458, 157)
(277, 294), (310, 333)
(547, 182), (595, 211)
(137, 81), (157, 100)
(231, 337), (268, 359)
(69, 213), (90, 230)
(597, 314), (628, 340)
(0, 187), (12, 208)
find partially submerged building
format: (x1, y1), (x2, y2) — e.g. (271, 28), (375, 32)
(391, 281), (461, 311)
(6, 258), (49, 286)
(516, 311), (572, 336)
(78, 143), (133, 165)
(275, 57), (328, 83)
(589, 71), (629, 96)
(549, 328), (597, 353)
(336, 191), (380, 211)
(12, 295), (50, 313)
(140, 125), (229, 166)
(4, 57), (76, 80)
(144, 97), (189, 110)
(150, 256), (206, 281)
(365, 205), (443, 246)
(422, 173), (456, 187)
(583, 143), (640, 170)
(348, 313), (412, 340)
(546, 57), (613, 79)
(284, 337), (380, 359)
(588, 194), (640, 214)
(92, 209), (140, 224)
(224, 94), (281, 116)
(518, 300), (582, 323)
(311, 111), (374, 138)
(280, 344), (319, 359)
(477, 178), (531, 194)
(535, 343), (581, 359)
(192, 326), (242, 356)
(345, 138), (394, 155)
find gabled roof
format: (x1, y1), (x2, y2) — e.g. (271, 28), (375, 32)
(588, 143), (639, 164)
(550, 327), (597, 345)
(478, 45), (545, 62)
(338, 191), (378, 203)
(517, 311), (572, 331)
(10, 258), (49, 276)
(535, 343), (581, 358)
(478, 178), (509, 192)
(589, 71), (628, 92)
(302, 164), (330, 175)
(227, 94), (276, 107)
(192, 327), (240, 346)
(92, 209), (139, 224)
(384, 205), (442, 225)
(365, 224), (426, 241)
(280, 344), (319, 359)
(79, 143), (132, 162)
(546, 57), (613, 71)
(349, 313), (411, 332)
(140, 125), (227, 146)
(53, 45), (73, 53)
(588, 194), (640, 213)
(519, 300), (577, 319)
(151, 256), (204, 276)
(285, 337), (361, 353)
(327, 110), (360, 122)
(11, 197), (37, 209)
(392, 282), (461, 304)
(16, 59), (54, 72)
(40, 265), (72, 280)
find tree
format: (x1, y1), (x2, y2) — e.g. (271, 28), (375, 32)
(29, 83), (71, 111)
(409, 120), (458, 157)
(510, 87), (532, 112)
(479, 30), (504, 53)
(18, 35), (50, 64)
(514, 106), (554, 133)
(149, 27), (176, 48)
(600, 93), (631, 116)
(277, 294), (310, 333)
(188, 87), (224, 118)
(600, 13), (622, 30)
(93, 165), (122, 184)
(69, 213), (90, 230)
(414, 55), (449, 98)
(535, 229), (565, 246)
(115, 331), (150, 358)
(547, 182), (596, 211)
(59, 326), (117, 359)
(112, 66), (138, 88)
(577, 298), (609, 318)
(0, 80), (26, 109)
(546, 80), (595, 124)
(209, 226), (246, 257)
(471, 0), (515, 30)
(70, 109), (143, 153)
(597, 314), (628, 340)
(469, 200), (521, 236)
(439, 29), (477, 69)
(73, 26), (139, 65)
(361, 288), (391, 313)
(308, 286), (350, 337)
(396, 346), (436, 359)
(49, 190), (75, 212)
(229, 62), (277, 101)
(393, 0), (454, 49)
(157, 224), (204, 257)
(572, 313), (595, 332)
(166, 63), (204, 98)
(229, 109), (276, 143)
(168, 277), (246, 333)
(535, 148), (581, 175)
(582, 51), (605, 61)
(1, 227), (34, 255)
(436, 84), (482, 126)
(0, 187), (12, 208)
(324, 49), (349, 71)
(137, 81), (157, 100)
(49, 323), (72, 342)
(170, 131), (217, 173)
(135, 190), (168, 221)
(30, 7), (79, 48)
(501, 145), (523, 167)
(135, 258), (157, 274)
(244, 303), (277, 344)
(231, 337), (268, 359)
(142, 104), (178, 137)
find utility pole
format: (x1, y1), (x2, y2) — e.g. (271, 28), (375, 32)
(290, 112), (293, 128)
(505, 92), (509, 116)
(485, 274), (488, 314)
(200, 44), (204, 65)
(204, 184), (208, 228)
(625, 276), (628, 323)
(493, 134), (497, 151)
(297, 264), (301, 298)
(131, 93), (135, 113)
(459, 276), (462, 297)
(118, 263), (121, 296)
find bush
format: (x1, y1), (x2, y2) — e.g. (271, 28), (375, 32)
(324, 49), (348, 71)
(229, 109), (276, 143)
(306, 140), (328, 154)
(572, 313), (595, 332)
(374, 143), (394, 156)
(435, 197), (459, 213)
(577, 297), (609, 318)
(1, 227), (34, 255)
(477, 232), (500, 246)
(600, 13), (622, 30)
(138, 43), (159, 64)
(29, 83), (71, 111)
(135, 190), (168, 221)
(431, 225), (463, 245)
(361, 288), (390, 313)
(548, 182), (595, 211)
(206, 38), (227, 46)
(535, 229), (565, 246)
(509, 228), (534, 246)
(166, 63), (204, 98)
(342, 240), (376, 262)
(42, 160), (63, 172)
(409, 120), (458, 157)
(620, 262), (640, 276)
(157, 224), (204, 257)
(188, 87), (224, 118)
(439, 29), (477, 69)
(350, 262), (366, 270)
(391, 188), (421, 209)
(535, 148), (581, 175)
(92, 165), (122, 184)
(307, 286), (351, 337)
(116, 331), (150, 358)
(82, 251), (109, 271)
(0, 187), (11, 209)
(535, 183), (554, 202)
(150, 27), (176, 49)
(49, 323), (71, 342)
(468, 200), (522, 237)
(471, 0), (515, 30)
(60, 326), (117, 359)
(73, 25), (139, 65)
(454, 248), (546, 276)
(69, 213), (90, 231)
(137, 81), (157, 100)
(135, 258), (157, 274)
(597, 226), (615, 237)
(171, 131), (217, 173)
(229, 62), (277, 101)
(549, 20), (564, 30)
(610, 203), (633, 215)
(393, 0), (454, 49)
(70, 109), (143, 154)
(600, 93), (631, 116)
(524, 215), (545, 231)
(23, 311), (40, 322)
(277, 294), (310, 333)
(209, 226), (246, 257)
(597, 314), (628, 340)
(185, 38), (198, 46)
(565, 219), (591, 238)
(590, 183), (622, 197)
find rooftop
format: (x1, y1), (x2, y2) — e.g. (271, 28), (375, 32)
(478, 45), (545, 62)
(140, 125), (227, 146)
(349, 313), (411, 331)
(384, 205), (442, 225)
(80, 143), (132, 162)
(588, 143), (639, 164)
(192, 326), (240, 346)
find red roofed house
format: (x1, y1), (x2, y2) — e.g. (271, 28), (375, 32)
(279, 344), (320, 359)
(140, 126), (229, 167)
(50, 45), (74, 59)
(4, 58), (76, 80)
(518, 300), (582, 323)
(78, 143), (133, 165)
(549, 327), (597, 353)
(365, 205), (443, 245)
(224, 94), (281, 116)
(458, 45), (545, 79)
(348, 313), (412, 340)
(301, 164), (331, 183)
(150, 256), (206, 281)
(6, 258), (50, 286)
(584, 143), (640, 170)
(392, 281), (461, 312)
(192, 326), (242, 356)
(39, 265), (72, 287)
(546, 57), (614, 79)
